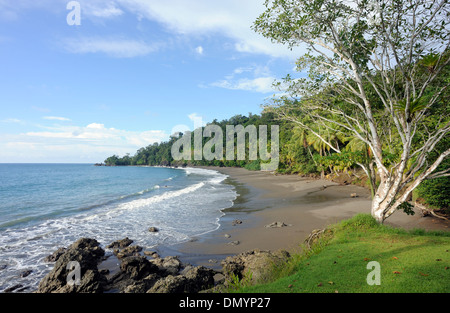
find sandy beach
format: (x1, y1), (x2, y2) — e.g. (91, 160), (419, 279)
(162, 167), (449, 268)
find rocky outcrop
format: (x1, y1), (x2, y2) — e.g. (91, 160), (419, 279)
(221, 249), (291, 284)
(37, 237), (288, 293)
(264, 221), (292, 228)
(37, 238), (106, 293)
(106, 237), (133, 249)
(147, 266), (215, 293)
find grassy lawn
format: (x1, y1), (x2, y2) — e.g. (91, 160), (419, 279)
(235, 214), (450, 293)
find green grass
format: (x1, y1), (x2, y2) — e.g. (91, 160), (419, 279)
(235, 214), (450, 293)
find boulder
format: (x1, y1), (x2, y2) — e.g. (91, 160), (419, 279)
(43, 247), (67, 262)
(149, 255), (182, 275)
(147, 266), (215, 293)
(147, 275), (187, 293)
(231, 219), (242, 226)
(36, 238), (106, 293)
(120, 256), (158, 280)
(114, 245), (143, 259)
(221, 249), (290, 284)
(143, 250), (159, 258)
(148, 227), (159, 233)
(181, 265), (216, 292)
(106, 237), (133, 249)
(264, 221), (291, 228)
(20, 270), (32, 278)
(122, 273), (160, 293)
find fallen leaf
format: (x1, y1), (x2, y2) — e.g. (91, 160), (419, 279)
(419, 272), (429, 276)
(328, 281), (334, 285)
(393, 271), (401, 274)
(364, 257), (370, 261)
(392, 257), (398, 260)
(436, 259), (442, 261)
(288, 284), (293, 288)
(317, 283), (323, 287)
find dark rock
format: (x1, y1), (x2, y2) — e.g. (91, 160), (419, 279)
(16, 285), (30, 292)
(181, 265), (216, 292)
(44, 247), (67, 262)
(122, 273), (160, 293)
(148, 227), (159, 233)
(143, 250), (159, 258)
(264, 221), (291, 228)
(114, 245), (143, 259)
(106, 237), (133, 249)
(231, 219), (242, 226)
(148, 265), (215, 293)
(20, 270), (32, 278)
(0, 264), (7, 270)
(36, 238), (106, 293)
(147, 275), (187, 293)
(149, 256), (182, 275)
(4, 284), (23, 293)
(221, 249), (291, 284)
(120, 256), (158, 280)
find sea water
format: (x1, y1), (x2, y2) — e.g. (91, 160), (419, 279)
(0, 164), (236, 292)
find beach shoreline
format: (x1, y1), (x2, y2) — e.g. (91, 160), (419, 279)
(155, 166), (449, 269)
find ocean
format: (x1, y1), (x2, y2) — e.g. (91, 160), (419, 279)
(0, 164), (237, 292)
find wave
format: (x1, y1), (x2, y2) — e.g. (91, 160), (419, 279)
(182, 167), (228, 185)
(119, 185), (160, 199)
(115, 182), (205, 212)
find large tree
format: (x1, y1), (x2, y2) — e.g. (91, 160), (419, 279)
(254, 0), (450, 223)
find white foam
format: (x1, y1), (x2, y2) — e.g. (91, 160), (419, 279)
(0, 169), (237, 292)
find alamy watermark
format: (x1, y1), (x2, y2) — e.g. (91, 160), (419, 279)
(366, 261), (381, 286)
(67, 1), (81, 26)
(66, 261), (81, 286)
(170, 117), (279, 171)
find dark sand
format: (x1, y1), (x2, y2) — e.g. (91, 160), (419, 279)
(155, 167), (449, 269)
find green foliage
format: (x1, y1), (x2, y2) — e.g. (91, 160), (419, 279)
(244, 160), (261, 171)
(397, 202), (416, 216)
(416, 175), (450, 210)
(225, 270), (254, 292)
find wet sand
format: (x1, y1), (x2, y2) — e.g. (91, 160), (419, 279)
(156, 167), (449, 269)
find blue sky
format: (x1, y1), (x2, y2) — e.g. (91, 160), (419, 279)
(0, 0), (304, 163)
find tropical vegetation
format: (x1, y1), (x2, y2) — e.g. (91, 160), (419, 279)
(104, 0), (449, 223)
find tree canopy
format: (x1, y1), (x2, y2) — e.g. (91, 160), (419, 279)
(253, 0), (449, 222)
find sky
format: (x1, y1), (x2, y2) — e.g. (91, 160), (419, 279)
(0, 0), (304, 163)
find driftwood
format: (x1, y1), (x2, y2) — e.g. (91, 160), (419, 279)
(415, 201), (449, 221)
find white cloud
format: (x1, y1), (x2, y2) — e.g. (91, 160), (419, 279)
(63, 37), (161, 58)
(212, 77), (276, 94)
(86, 122), (105, 129)
(43, 116), (71, 121)
(26, 123), (168, 144)
(1, 0), (301, 58)
(82, 1), (124, 18)
(210, 64), (277, 93)
(115, 0), (300, 59)
(195, 46), (204, 55)
(0, 122), (170, 162)
(1, 118), (23, 123)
